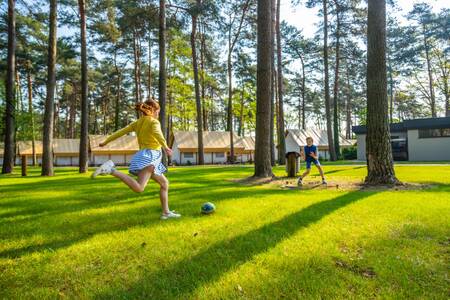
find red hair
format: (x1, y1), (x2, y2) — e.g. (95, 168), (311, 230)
(135, 99), (160, 116)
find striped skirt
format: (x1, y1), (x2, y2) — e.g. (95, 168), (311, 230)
(129, 149), (167, 176)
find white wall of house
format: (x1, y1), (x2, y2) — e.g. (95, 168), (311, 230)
(0, 157), (3, 165)
(407, 129), (450, 161)
(90, 154), (109, 166)
(356, 134), (366, 161)
(171, 140), (182, 165)
(15, 156), (43, 165)
(237, 153), (253, 163)
(285, 133), (301, 154)
(180, 151), (197, 165)
(55, 156), (79, 166)
(212, 152), (227, 164)
(110, 154), (126, 165)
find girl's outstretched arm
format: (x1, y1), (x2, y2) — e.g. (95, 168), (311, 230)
(100, 122), (136, 146)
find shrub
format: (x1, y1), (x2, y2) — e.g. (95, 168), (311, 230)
(342, 146), (357, 160)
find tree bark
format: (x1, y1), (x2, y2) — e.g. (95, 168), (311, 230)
(191, 3), (204, 165)
(27, 65), (36, 166)
(148, 35), (152, 98)
(254, 0), (273, 178)
(78, 0), (89, 173)
(301, 56), (306, 130)
(388, 53), (394, 123)
(2, 0), (16, 174)
(332, 0), (341, 158)
(199, 20), (207, 131)
(323, 0), (337, 161)
(114, 50), (122, 131)
(276, 0), (285, 165)
(238, 87), (244, 136)
(132, 29), (141, 108)
(42, 0), (57, 176)
(365, 0), (398, 185)
(345, 60), (352, 139)
(270, 0), (276, 166)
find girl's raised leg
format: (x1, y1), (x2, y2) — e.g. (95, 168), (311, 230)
(111, 165), (154, 193)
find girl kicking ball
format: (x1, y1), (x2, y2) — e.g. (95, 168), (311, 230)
(91, 99), (180, 220)
(297, 136), (327, 186)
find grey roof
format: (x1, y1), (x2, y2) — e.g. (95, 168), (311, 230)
(352, 117), (450, 134)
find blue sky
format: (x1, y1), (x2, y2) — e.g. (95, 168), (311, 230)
(281, 0), (448, 38)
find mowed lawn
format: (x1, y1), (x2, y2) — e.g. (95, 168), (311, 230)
(0, 164), (449, 299)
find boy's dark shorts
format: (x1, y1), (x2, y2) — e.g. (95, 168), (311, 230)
(306, 159), (320, 169)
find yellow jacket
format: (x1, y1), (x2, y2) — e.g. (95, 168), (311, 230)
(103, 116), (168, 150)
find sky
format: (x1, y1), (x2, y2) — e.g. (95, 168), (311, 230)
(281, 0), (448, 39)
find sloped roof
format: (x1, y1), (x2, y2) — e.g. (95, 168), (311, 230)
(17, 141), (43, 155)
(89, 135), (139, 153)
(286, 128), (353, 147)
(171, 131), (248, 150)
(53, 139), (80, 154)
(235, 136), (255, 151)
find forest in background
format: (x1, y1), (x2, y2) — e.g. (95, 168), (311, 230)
(0, 0), (448, 155)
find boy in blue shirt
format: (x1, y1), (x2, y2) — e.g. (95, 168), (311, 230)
(298, 137), (327, 186)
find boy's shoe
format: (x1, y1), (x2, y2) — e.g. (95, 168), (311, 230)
(297, 177), (303, 186)
(160, 211), (181, 220)
(91, 160), (115, 178)
(322, 179), (327, 185)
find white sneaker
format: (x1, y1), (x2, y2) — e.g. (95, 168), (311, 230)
(91, 160), (115, 178)
(160, 211), (181, 220)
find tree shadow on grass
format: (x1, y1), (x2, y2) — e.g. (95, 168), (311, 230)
(323, 166), (365, 175)
(96, 190), (376, 299)
(0, 183), (301, 259)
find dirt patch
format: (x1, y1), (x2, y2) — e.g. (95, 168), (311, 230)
(267, 177), (433, 191)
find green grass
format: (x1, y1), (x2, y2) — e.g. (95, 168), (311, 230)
(0, 165), (449, 299)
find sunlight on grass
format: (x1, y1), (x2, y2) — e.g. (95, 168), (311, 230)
(0, 165), (449, 299)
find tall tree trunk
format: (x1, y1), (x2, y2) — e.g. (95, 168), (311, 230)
(323, 0), (337, 161)
(388, 53), (394, 123)
(2, 0), (16, 174)
(254, 0), (273, 178)
(332, 0), (341, 158)
(276, 0), (285, 164)
(345, 60), (352, 139)
(270, 0), (276, 166)
(159, 0), (167, 164)
(114, 50), (122, 131)
(148, 35), (152, 98)
(42, 0), (57, 176)
(227, 52), (235, 162)
(199, 20), (207, 131)
(78, 0), (88, 173)
(69, 85), (76, 138)
(27, 66), (36, 166)
(301, 55), (306, 130)
(238, 88), (244, 136)
(422, 24), (436, 117)
(133, 29), (141, 108)
(191, 6), (204, 165)
(365, 0), (398, 185)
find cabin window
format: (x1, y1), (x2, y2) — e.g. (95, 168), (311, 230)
(183, 152), (194, 158)
(418, 128), (450, 138)
(215, 152), (225, 158)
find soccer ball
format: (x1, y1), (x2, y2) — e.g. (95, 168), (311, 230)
(201, 202), (216, 214)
